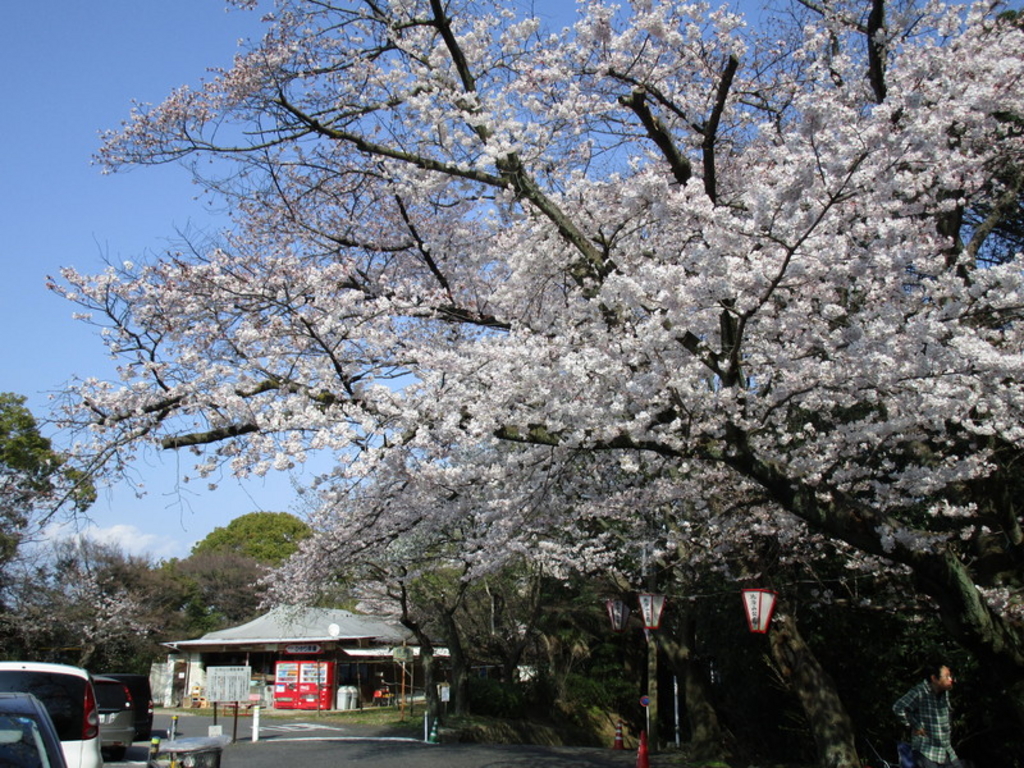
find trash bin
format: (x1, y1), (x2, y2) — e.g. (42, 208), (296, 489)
(149, 735), (231, 768)
(335, 685), (358, 710)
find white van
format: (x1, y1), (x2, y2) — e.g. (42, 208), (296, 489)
(0, 662), (103, 768)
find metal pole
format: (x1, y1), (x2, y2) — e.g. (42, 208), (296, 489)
(252, 705), (260, 742)
(673, 676), (681, 747)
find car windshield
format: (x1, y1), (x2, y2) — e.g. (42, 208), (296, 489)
(0, 714), (56, 768)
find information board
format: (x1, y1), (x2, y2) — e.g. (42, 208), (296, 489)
(206, 666), (252, 703)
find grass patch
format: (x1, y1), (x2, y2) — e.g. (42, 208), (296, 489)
(161, 704), (424, 732)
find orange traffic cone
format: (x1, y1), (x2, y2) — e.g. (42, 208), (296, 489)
(636, 729), (649, 768)
(612, 721), (624, 750)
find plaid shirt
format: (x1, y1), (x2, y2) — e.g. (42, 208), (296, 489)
(893, 680), (958, 763)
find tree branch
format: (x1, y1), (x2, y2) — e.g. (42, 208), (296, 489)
(160, 423), (259, 449)
(867, 0), (887, 103)
(619, 89), (692, 187)
(701, 55), (739, 203)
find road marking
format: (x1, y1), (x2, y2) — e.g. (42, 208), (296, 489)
(257, 736), (424, 743)
(256, 722), (350, 732)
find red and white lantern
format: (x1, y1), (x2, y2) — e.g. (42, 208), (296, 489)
(741, 589), (777, 633)
(638, 593), (667, 630)
(606, 599), (630, 632)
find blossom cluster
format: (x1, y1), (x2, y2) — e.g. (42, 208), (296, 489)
(55, 0), (1024, 635)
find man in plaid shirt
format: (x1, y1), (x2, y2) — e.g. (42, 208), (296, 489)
(892, 662), (962, 767)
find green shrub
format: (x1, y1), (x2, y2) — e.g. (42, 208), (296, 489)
(467, 676), (528, 719)
(563, 670), (634, 712)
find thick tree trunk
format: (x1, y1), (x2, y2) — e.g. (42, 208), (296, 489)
(657, 613), (731, 760)
(913, 548), (1024, 668)
(438, 609), (471, 716)
(449, 646), (471, 716)
(420, 646), (438, 722)
(396, 613), (440, 720)
(768, 610), (860, 768)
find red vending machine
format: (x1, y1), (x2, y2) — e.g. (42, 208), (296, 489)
(273, 660), (335, 710)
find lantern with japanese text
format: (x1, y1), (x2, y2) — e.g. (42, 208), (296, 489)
(606, 599), (630, 632)
(741, 589), (777, 633)
(638, 593), (667, 630)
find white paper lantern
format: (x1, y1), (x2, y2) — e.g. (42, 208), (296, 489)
(638, 593), (667, 630)
(606, 599), (630, 632)
(741, 589), (778, 633)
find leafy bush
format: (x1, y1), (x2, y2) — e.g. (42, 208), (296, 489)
(563, 670), (635, 713)
(467, 676), (528, 719)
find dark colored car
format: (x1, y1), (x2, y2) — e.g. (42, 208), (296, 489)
(91, 677), (135, 761)
(0, 691), (69, 768)
(99, 674), (153, 741)
(0, 662), (102, 768)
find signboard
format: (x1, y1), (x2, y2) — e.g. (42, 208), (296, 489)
(283, 643), (323, 655)
(206, 666), (251, 703)
(392, 646), (414, 663)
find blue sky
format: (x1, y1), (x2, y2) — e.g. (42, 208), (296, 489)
(1, 0), (585, 560)
(1, 0), (305, 558)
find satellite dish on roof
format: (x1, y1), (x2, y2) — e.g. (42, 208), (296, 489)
(328, 623), (340, 638)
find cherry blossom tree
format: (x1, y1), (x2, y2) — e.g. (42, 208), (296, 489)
(2, 539), (154, 669)
(53, 0), (1024, 755)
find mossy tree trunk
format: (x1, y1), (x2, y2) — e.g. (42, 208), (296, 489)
(768, 609), (860, 768)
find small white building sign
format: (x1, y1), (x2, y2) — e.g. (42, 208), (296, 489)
(283, 643), (322, 655)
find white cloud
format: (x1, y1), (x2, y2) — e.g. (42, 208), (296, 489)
(38, 521), (186, 560)
(89, 524), (184, 559)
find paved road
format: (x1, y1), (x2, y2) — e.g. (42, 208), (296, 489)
(222, 738), (653, 768)
(117, 711), (671, 768)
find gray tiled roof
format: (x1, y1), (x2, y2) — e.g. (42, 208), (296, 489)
(168, 606), (412, 647)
